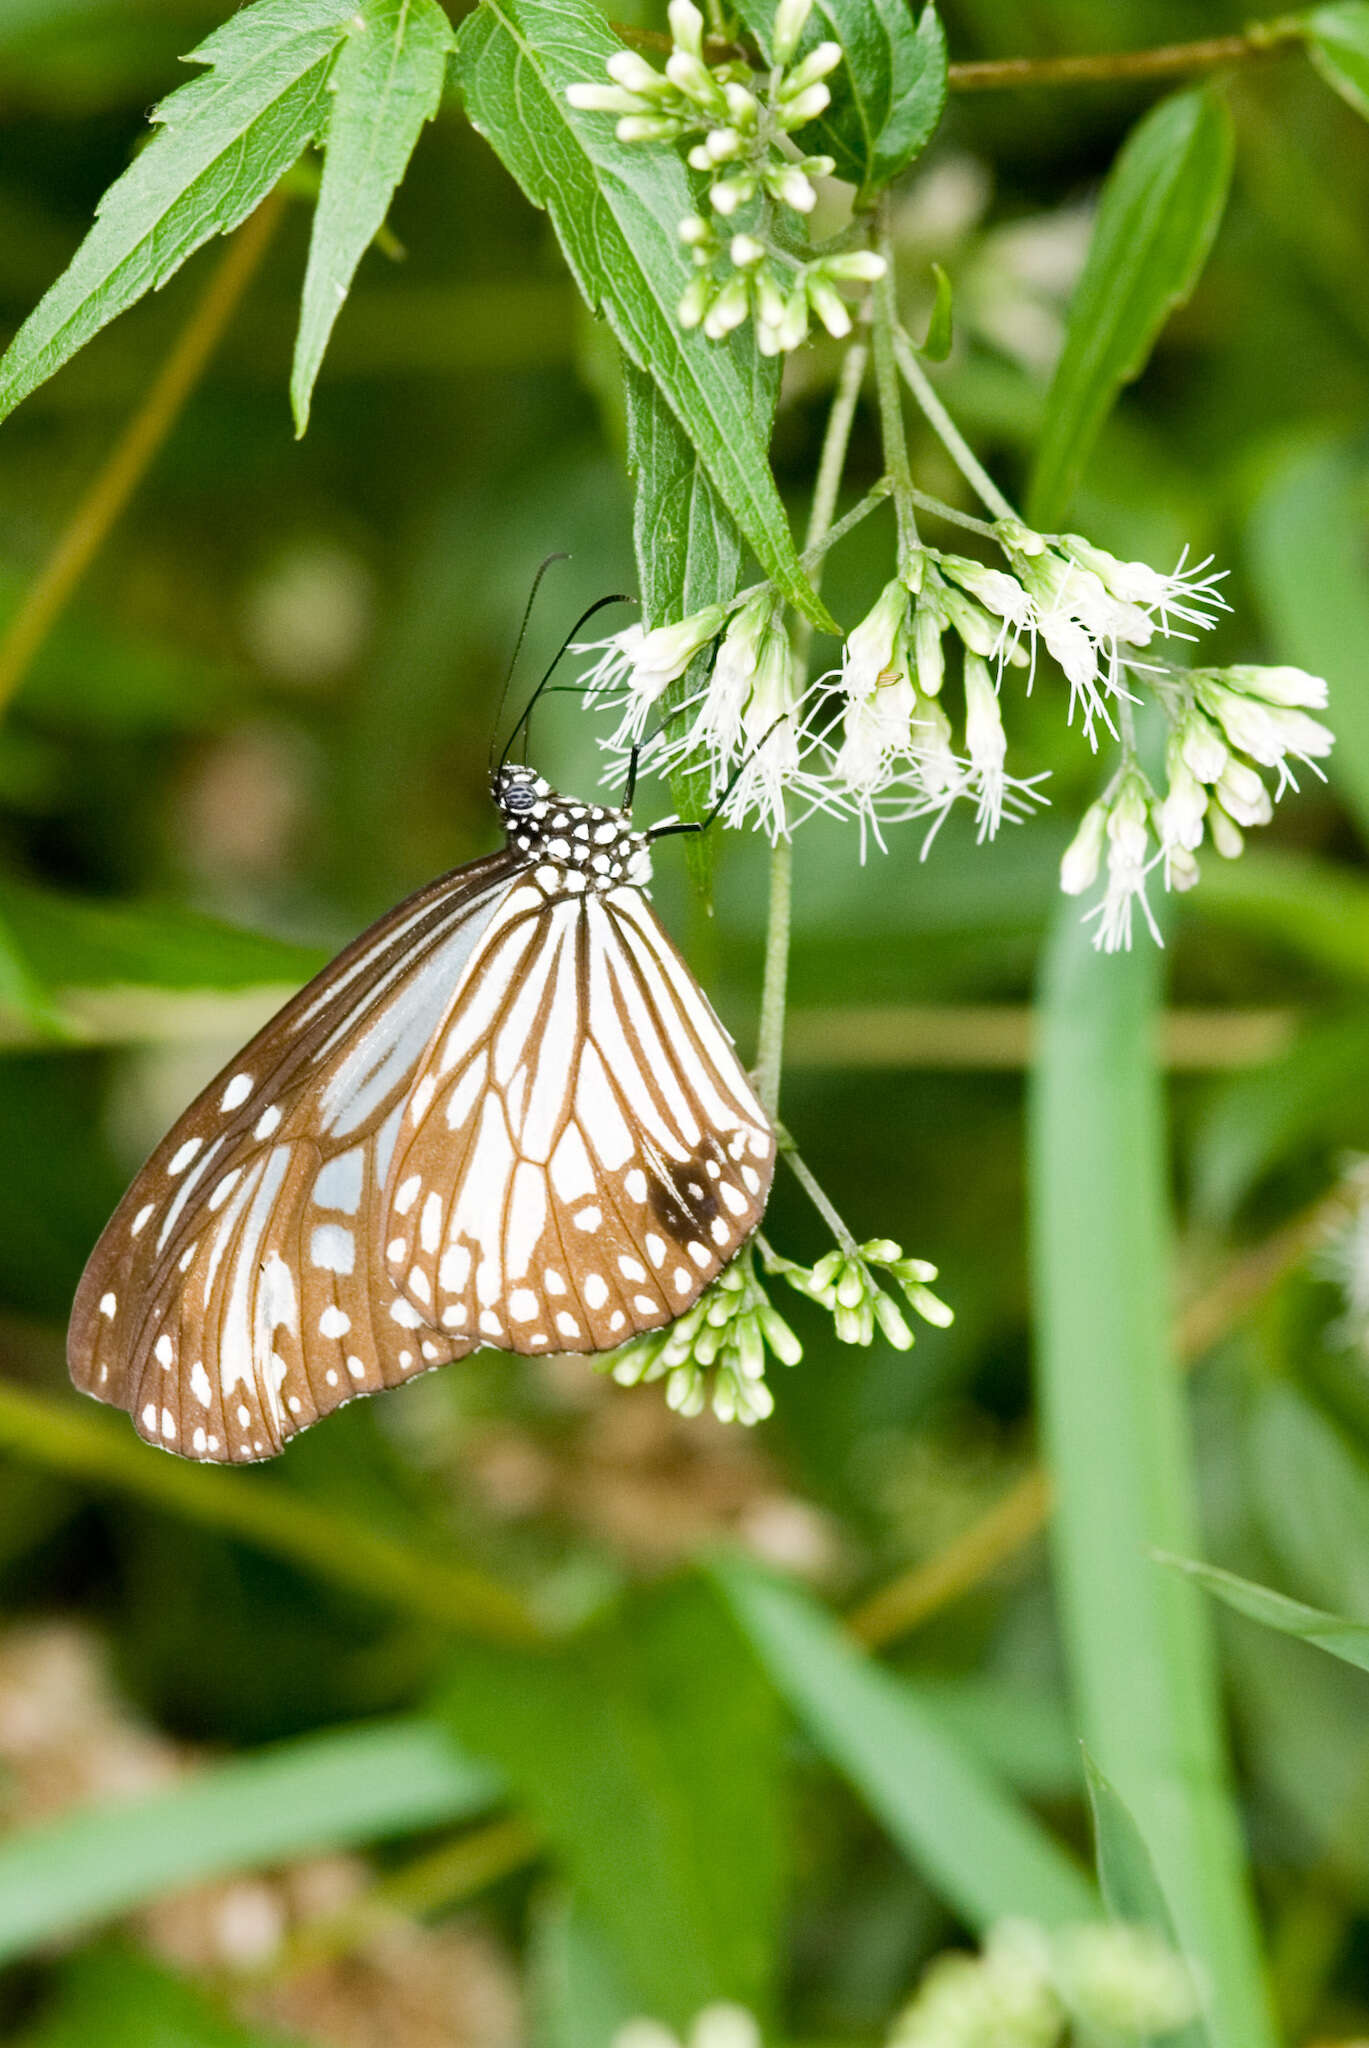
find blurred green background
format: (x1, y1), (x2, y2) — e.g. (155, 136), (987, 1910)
(2, 0), (1369, 2042)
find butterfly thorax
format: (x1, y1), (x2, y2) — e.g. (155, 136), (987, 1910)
(493, 766), (652, 895)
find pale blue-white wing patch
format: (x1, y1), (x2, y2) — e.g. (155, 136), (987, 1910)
(68, 853), (519, 1462)
(382, 871), (776, 1357)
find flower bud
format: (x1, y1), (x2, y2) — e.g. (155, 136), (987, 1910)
(1166, 845), (1200, 892)
(1207, 802), (1244, 859)
(1221, 662), (1328, 710)
(843, 579), (910, 698)
(703, 276), (750, 338)
(678, 212), (712, 245)
(1059, 800), (1107, 895)
(776, 84), (831, 128)
(617, 113), (686, 141)
(1176, 708), (1227, 784)
(729, 232), (765, 267)
(1157, 757), (1206, 852)
(822, 250), (887, 283)
(771, 0), (815, 65)
(566, 81), (649, 112)
(780, 39), (842, 93)
(606, 49), (669, 94)
(963, 653), (1006, 780)
(766, 163), (817, 212)
(709, 175), (755, 216)
(677, 273), (713, 328)
(806, 276), (852, 337)
(874, 1291), (915, 1350)
(1215, 756), (1272, 827)
(912, 600), (945, 697)
(667, 0), (706, 56)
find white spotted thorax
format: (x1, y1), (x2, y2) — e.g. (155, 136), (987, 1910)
(493, 764), (653, 893)
(67, 756), (775, 1462)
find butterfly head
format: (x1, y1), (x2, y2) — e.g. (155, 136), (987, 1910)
(492, 764), (653, 893)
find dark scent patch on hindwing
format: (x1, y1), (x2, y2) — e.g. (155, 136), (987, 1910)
(647, 1135), (727, 1244)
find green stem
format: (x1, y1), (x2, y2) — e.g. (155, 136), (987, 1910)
(909, 487), (999, 540)
(893, 326), (1018, 524)
(871, 217), (919, 573)
(755, 836), (792, 1121)
(946, 16), (1304, 93)
(753, 337), (866, 1121)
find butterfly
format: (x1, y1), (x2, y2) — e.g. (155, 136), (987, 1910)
(67, 762), (776, 1462)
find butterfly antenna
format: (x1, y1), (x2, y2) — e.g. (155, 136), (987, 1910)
(497, 591), (634, 773)
(648, 715), (791, 840)
(488, 554), (571, 776)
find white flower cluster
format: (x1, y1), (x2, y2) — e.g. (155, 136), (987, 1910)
(614, 2005), (761, 2048)
(566, 0), (885, 354)
(1061, 664), (1333, 952)
(890, 1918), (1201, 2048)
(771, 1236), (953, 1349)
(578, 512), (1333, 939)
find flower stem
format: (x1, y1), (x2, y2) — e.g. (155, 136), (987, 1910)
(775, 1125), (859, 1254)
(753, 337), (866, 1121)
(946, 16), (1303, 93)
(871, 215), (919, 574)
(892, 326), (1018, 524)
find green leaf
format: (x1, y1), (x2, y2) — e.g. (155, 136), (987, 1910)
(453, 0), (833, 630)
(624, 357), (755, 884)
(1246, 1382), (1369, 1624)
(439, 1577), (785, 2030)
(919, 260), (953, 361)
(1083, 1752), (1212, 2048)
(1028, 904), (1277, 2048)
(735, 0), (946, 201)
(710, 1552), (1098, 1931)
(0, 1715), (500, 1964)
(0, 0), (361, 424)
(1157, 1551), (1369, 1679)
(15, 1946), (305, 2048)
(1306, 3), (1369, 122)
(292, 0), (454, 432)
(1244, 433), (1369, 840)
(1027, 87), (1233, 530)
(528, 1893), (639, 2048)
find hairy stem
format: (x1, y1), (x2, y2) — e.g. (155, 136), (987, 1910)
(0, 191), (285, 720)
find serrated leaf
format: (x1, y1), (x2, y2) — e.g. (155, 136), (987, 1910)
(292, 0), (454, 432)
(1306, 3), (1369, 122)
(624, 356), (759, 886)
(1083, 1752), (1213, 2048)
(1027, 87), (1233, 530)
(0, 0), (360, 424)
(737, 0), (946, 200)
(453, 0), (833, 630)
(439, 1578), (785, 2029)
(1156, 1551), (1369, 1678)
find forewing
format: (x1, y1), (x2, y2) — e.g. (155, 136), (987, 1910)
(68, 851), (522, 1461)
(383, 875), (775, 1353)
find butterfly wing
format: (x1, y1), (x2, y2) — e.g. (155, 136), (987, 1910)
(381, 871), (775, 1353)
(68, 850), (522, 1461)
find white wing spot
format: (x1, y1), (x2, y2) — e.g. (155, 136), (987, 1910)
(254, 1105), (283, 1140)
(421, 1340), (443, 1361)
(141, 1402), (157, 1431)
(388, 1238), (408, 1262)
(395, 1174), (422, 1215)
(154, 1334), (174, 1367)
(672, 1267), (692, 1294)
(310, 1224), (355, 1274)
(411, 1074), (437, 1124)
(208, 1169), (242, 1212)
(633, 1294), (659, 1315)
(509, 1288), (538, 1323)
(688, 1241), (710, 1268)
(347, 1356), (366, 1380)
(161, 1410), (176, 1441)
(323, 1367), (339, 1389)
(574, 1206), (602, 1233)
(555, 1311), (581, 1339)
(288, 1396), (302, 1415)
(420, 1191), (443, 1255)
(237, 1403), (252, 1427)
(408, 1266), (432, 1305)
(479, 1310), (502, 1336)
(609, 1310), (626, 1331)
(584, 1274), (608, 1309)
(191, 1361), (212, 1408)
(721, 1183), (748, 1216)
(168, 1137), (202, 1175)
(132, 1203), (154, 1236)
(741, 1165), (761, 1194)
(98, 1292), (117, 1319)
(390, 1297), (423, 1328)
(439, 1243), (471, 1292)
(625, 1168), (648, 1203)
(710, 1217), (730, 1246)
(441, 1304), (468, 1328)
(320, 1305), (351, 1339)
(544, 1268), (566, 1295)
(529, 1332), (548, 1347)
(645, 1233), (666, 1266)
(220, 1073), (253, 1113)
(706, 1159), (722, 1180)
(192, 1427), (207, 1454)
(617, 1254), (646, 1282)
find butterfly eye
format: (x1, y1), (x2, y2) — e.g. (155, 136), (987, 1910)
(504, 785), (536, 815)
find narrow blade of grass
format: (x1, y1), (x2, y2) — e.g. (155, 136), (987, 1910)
(1028, 905), (1276, 2048)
